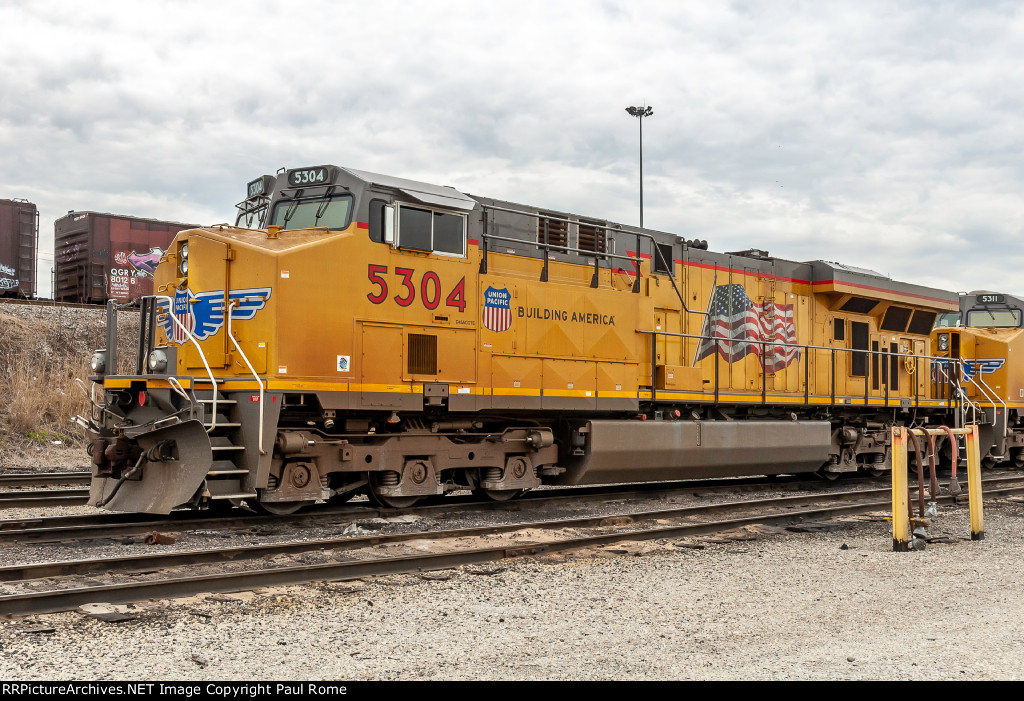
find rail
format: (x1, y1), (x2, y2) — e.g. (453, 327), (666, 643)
(227, 300), (266, 455)
(971, 370), (1008, 439)
(149, 295), (219, 432)
(640, 328), (971, 413)
(478, 204), (707, 319)
(930, 356), (1011, 435)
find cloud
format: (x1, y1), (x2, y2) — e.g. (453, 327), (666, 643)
(0, 0), (1022, 297)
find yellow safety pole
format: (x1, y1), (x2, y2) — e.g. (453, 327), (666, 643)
(965, 424), (984, 540)
(891, 427), (910, 551)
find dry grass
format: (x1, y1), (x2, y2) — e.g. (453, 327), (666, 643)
(2, 357), (88, 437)
(0, 306), (139, 455)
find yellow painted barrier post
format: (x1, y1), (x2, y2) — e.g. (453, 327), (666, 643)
(891, 427), (910, 552)
(892, 425), (984, 550)
(965, 424), (984, 540)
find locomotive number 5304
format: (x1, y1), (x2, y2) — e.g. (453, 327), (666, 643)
(366, 264), (466, 312)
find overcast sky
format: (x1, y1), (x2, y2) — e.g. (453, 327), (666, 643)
(2, 1), (1022, 298)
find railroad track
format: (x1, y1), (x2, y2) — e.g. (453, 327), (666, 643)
(0, 472), (881, 543)
(3, 477), (1024, 616)
(0, 471), (791, 515)
(0, 471), (91, 488)
(1, 471), (1019, 544)
(0, 488), (90, 509)
(0, 471), (93, 508)
(0, 297), (112, 311)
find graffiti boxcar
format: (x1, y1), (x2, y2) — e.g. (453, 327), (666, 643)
(54, 211), (197, 304)
(0, 198), (39, 298)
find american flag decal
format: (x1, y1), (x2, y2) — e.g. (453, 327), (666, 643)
(482, 286), (512, 332)
(694, 284), (800, 372)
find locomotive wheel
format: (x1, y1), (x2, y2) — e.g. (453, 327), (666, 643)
(474, 488), (523, 502)
(257, 500), (313, 515)
(820, 471), (841, 481)
(367, 483), (420, 508)
(369, 493), (421, 509)
(982, 456), (997, 469)
(328, 490), (356, 505)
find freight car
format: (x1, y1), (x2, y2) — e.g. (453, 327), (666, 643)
(54, 211), (198, 304)
(0, 198), (39, 298)
(82, 165), (970, 515)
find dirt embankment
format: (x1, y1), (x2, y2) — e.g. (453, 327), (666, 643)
(0, 301), (139, 469)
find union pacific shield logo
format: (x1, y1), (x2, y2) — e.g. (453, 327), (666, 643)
(483, 286), (511, 332)
(171, 289), (194, 344)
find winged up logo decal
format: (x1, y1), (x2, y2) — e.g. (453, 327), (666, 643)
(157, 287), (272, 344)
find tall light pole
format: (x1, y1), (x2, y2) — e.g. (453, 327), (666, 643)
(625, 104), (653, 229)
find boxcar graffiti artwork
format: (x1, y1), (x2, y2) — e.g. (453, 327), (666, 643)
(55, 211), (197, 304)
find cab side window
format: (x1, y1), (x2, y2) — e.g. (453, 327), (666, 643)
(396, 204), (466, 257)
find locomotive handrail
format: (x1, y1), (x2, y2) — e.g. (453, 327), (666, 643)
(963, 361), (1007, 438)
(932, 361), (976, 427)
(641, 328), (969, 412)
(478, 204), (706, 317)
(167, 376), (191, 404)
(227, 300), (266, 455)
(639, 328), (960, 363)
(150, 294), (218, 433)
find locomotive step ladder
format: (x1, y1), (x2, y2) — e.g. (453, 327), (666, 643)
(193, 388), (256, 502)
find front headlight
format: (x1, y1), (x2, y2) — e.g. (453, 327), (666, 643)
(90, 351), (106, 374)
(178, 241), (189, 276)
(147, 349), (168, 373)
(937, 333), (950, 352)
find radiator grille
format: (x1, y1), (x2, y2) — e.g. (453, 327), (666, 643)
(577, 220), (607, 254)
(408, 334), (437, 375)
(536, 215), (567, 249)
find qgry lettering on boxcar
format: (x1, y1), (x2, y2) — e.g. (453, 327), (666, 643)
(516, 306), (615, 326)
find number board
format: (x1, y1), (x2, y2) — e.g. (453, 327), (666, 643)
(246, 175), (275, 200)
(288, 166), (331, 187)
(978, 294), (1005, 304)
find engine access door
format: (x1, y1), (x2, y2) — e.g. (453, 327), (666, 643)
(181, 235), (229, 369)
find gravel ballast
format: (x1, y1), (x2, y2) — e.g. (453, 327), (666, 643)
(2, 497), (1023, 681)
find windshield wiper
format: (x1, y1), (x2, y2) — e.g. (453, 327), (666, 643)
(281, 189), (304, 227)
(314, 186), (337, 227)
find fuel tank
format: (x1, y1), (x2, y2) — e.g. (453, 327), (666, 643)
(560, 419), (832, 483)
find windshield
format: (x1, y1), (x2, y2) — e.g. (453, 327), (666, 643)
(270, 195), (353, 230)
(965, 308), (1022, 328)
(934, 311), (961, 328)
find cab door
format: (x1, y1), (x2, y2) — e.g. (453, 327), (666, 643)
(845, 320), (870, 401)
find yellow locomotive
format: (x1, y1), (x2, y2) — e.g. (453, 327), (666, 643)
(83, 165), (962, 514)
(931, 291), (1024, 467)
